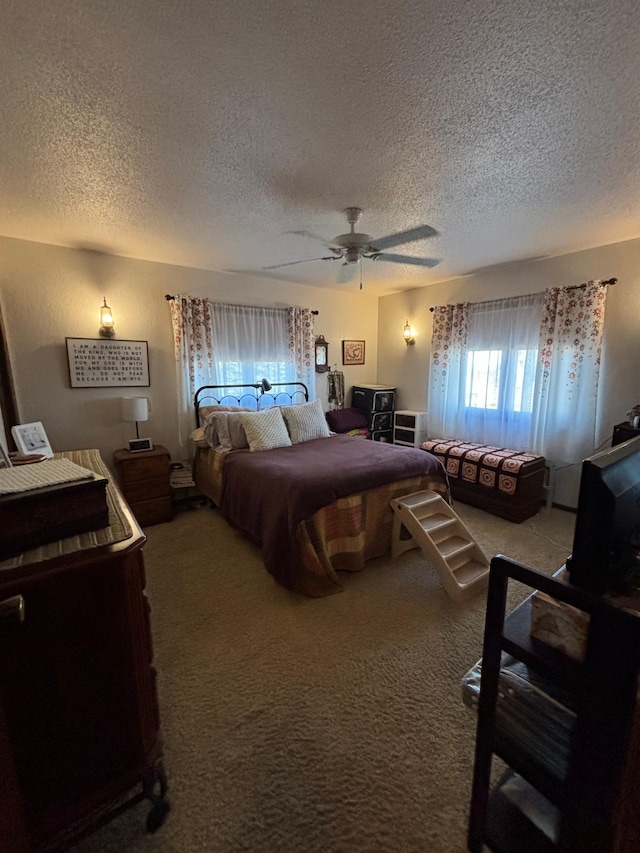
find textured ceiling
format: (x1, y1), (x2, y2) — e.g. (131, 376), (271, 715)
(1, 0), (640, 295)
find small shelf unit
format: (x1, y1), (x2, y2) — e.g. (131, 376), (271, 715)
(393, 410), (428, 447)
(468, 556), (640, 852)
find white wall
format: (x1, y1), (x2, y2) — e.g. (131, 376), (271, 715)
(0, 236), (379, 468)
(378, 238), (640, 507)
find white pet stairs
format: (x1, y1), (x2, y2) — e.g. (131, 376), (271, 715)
(390, 490), (490, 602)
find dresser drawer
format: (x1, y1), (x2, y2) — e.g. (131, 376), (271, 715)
(125, 479), (172, 503)
(395, 428), (417, 444)
(120, 455), (169, 484)
(131, 497), (173, 526)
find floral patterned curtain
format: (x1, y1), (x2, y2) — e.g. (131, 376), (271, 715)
(287, 307), (316, 399)
(531, 281), (608, 462)
(169, 295), (214, 446)
(428, 302), (469, 439)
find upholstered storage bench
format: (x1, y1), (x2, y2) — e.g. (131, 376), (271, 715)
(420, 439), (545, 523)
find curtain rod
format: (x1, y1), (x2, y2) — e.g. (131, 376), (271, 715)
(164, 295), (318, 314)
(566, 277), (617, 291)
(428, 278), (618, 311)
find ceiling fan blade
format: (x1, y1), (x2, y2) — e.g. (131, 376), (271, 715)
(369, 224), (439, 251)
(374, 253), (441, 268)
(287, 230), (340, 248)
(263, 256), (341, 270)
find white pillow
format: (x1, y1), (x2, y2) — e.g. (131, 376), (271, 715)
(203, 408), (254, 450)
(217, 411), (249, 450)
(282, 398), (331, 444)
(203, 412), (227, 449)
(240, 408), (292, 452)
(199, 403), (253, 425)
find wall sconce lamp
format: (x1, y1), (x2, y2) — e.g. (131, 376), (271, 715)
(99, 297), (115, 338)
(403, 320), (415, 346)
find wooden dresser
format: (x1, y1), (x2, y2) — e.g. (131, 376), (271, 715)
(113, 445), (173, 526)
(0, 449), (168, 851)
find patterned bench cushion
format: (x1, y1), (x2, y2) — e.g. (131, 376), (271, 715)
(420, 439), (544, 496)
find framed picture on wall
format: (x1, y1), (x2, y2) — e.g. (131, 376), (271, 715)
(342, 339), (365, 366)
(66, 338), (150, 387)
(11, 421), (54, 457)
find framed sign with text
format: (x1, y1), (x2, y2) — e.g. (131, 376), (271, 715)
(66, 338), (150, 388)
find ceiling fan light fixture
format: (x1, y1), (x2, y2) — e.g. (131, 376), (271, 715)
(267, 208), (440, 280)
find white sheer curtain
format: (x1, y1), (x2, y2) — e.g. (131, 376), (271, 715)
(465, 293), (545, 449)
(209, 302), (295, 386)
(170, 297), (315, 446)
(429, 283), (608, 462)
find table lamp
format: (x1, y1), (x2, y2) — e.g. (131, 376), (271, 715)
(122, 397), (153, 452)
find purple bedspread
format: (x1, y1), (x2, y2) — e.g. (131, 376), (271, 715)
(220, 435), (446, 592)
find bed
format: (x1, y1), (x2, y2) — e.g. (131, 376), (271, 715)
(191, 383), (449, 596)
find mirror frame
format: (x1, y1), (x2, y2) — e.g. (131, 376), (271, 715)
(314, 335), (330, 373)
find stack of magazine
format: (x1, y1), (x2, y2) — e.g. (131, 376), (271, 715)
(169, 464), (195, 490)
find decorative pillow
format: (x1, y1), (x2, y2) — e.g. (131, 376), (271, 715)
(203, 412), (226, 449)
(203, 406), (254, 449)
(216, 411), (249, 451)
(325, 406), (368, 434)
(198, 405), (218, 423)
(282, 398), (331, 444)
(199, 403), (254, 424)
(240, 408), (292, 452)
(190, 427), (209, 448)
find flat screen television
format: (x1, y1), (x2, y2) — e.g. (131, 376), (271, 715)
(567, 435), (640, 594)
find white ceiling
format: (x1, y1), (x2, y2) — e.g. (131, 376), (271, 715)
(1, 0), (640, 295)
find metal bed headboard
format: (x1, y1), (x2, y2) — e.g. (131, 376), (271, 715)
(194, 381), (309, 424)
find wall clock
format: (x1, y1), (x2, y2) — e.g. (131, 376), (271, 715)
(315, 335), (330, 373)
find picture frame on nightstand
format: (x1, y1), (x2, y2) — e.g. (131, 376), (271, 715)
(11, 421), (54, 457)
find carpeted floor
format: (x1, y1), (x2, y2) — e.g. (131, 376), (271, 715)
(74, 500), (576, 853)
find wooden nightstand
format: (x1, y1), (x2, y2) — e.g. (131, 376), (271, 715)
(114, 445), (173, 525)
(612, 421), (640, 447)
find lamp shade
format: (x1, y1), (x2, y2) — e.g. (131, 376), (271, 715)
(122, 397), (149, 423)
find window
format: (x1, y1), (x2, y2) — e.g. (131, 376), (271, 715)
(429, 293), (545, 449)
(429, 282), (610, 463)
(465, 347), (538, 414)
(170, 297), (315, 445)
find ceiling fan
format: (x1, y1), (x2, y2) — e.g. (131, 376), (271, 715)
(263, 208), (441, 280)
